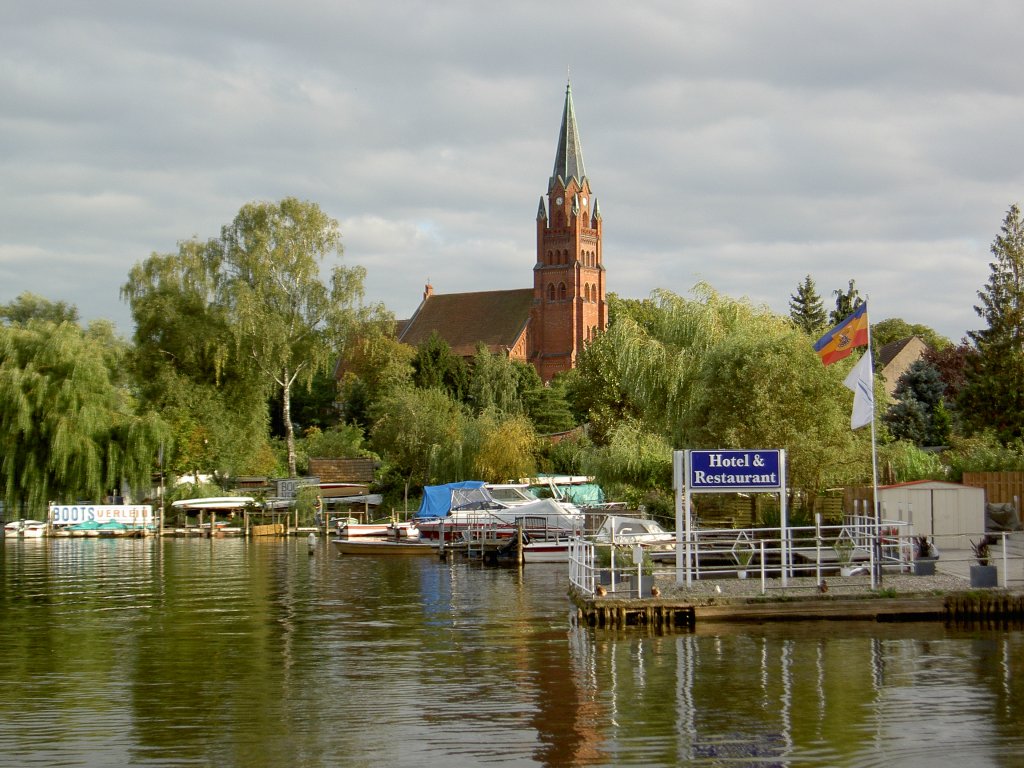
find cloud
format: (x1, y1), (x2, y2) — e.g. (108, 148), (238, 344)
(2, 1), (1022, 344)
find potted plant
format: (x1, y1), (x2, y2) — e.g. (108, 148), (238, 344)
(624, 545), (656, 597)
(970, 538), (998, 588)
(834, 536), (857, 576)
(912, 535), (939, 576)
(734, 547), (755, 579)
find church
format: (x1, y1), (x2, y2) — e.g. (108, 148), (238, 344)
(397, 82), (608, 382)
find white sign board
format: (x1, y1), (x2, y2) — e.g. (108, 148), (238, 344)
(49, 504), (155, 526)
(276, 477), (320, 499)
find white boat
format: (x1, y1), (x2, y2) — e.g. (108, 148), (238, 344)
(592, 515), (677, 561)
(171, 496), (257, 511)
(4, 519), (47, 538)
(484, 484), (541, 507)
(331, 537), (435, 556)
(521, 535), (576, 563)
(413, 483), (583, 545)
(334, 517), (419, 539)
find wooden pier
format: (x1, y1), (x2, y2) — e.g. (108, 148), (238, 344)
(571, 589), (1024, 629)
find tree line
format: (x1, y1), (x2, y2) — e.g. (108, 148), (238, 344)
(4, 198), (1024, 520)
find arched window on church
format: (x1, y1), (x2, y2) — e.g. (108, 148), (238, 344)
(548, 283), (555, 302)
(546, 251), (553, 265)
(559, 282), (567, 301)
(584, 284), (591, 302)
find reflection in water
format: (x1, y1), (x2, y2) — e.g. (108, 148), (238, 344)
(1, 538), (1022, 767)
(565, 622), (1024, 768)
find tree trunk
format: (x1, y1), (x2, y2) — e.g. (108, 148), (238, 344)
(283, 371), (297, 477)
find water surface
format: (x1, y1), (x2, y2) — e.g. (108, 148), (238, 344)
(1, 537), (1021, 767)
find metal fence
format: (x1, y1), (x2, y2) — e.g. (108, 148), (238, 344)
(569, 516), (1023, 597)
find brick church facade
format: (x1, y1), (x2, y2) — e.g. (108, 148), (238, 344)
(397, 82), (607, 382)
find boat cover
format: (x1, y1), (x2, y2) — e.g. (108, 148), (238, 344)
(414, 481), (486, 519)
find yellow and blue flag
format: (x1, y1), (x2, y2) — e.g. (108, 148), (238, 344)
(813, 303), (868, 366)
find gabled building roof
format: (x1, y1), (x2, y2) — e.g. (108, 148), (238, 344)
(877, 335), (930, 397)
(398, 288), (534, 357)
(878, 336), (919, 367)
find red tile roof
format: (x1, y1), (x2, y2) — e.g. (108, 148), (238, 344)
(398, 288), (534, 357)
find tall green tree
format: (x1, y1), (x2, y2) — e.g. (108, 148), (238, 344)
(789, 275), (827, 335)
(122, 240), (274, 480)
(369, 386), (468, 486)
(959, 204), (1024, 441)
(883, 359), (951, 446)
(412, 332), (469, 400)
(466, 344), (526, 416)
(337, 330), (415, 431)
(0, 292), (79, 326)
(830, 279), (864, 325)
(217, 198), (378, 477)
(0, 316), (166, 512)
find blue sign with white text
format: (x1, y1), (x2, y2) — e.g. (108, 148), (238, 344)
(687, 450), (782, 491)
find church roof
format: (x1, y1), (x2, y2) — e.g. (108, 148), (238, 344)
(398, 288), (534, 357)
(549, 81), (587, 192)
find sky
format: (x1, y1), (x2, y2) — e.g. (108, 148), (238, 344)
(4, 1), (1024, 345)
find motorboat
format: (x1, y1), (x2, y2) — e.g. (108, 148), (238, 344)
(591, 515), (677, 561)
(3, 519), (47, 538)
(412, 482), (584, 545)
(484, 484), (541, 507)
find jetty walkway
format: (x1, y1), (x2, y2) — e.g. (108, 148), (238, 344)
(570, 538), (1024, 629)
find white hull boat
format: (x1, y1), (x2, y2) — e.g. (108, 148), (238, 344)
(4, 520), (47, 538)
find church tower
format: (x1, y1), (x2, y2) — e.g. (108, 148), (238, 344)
(530, 81), (607, 382)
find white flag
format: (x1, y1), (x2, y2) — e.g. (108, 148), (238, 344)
(843, 352), (874, 430)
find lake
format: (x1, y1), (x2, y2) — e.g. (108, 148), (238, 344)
(1, 536), (1022, 767)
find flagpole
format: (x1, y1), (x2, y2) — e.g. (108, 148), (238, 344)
(866, 305), (881, 589)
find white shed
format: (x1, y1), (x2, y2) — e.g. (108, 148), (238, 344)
(876, 480), (985, 549)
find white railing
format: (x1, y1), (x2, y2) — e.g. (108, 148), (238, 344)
(569, 518), (1023, 597)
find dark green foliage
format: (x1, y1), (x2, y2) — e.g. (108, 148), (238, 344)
(122, 242), (273, 478)
(271, 370), (341, 436)
(524, 381), (577, 435)
(883, 359), (950, 446)
(789, 275), (827, 335)
(412, 332), (469, 401)
(829, 279), (864, 325)
(0, 292), (80, 326)
(0, 318), (167, 511)
(959, 204), (1024, 441)
(941, 432), (1024, 480)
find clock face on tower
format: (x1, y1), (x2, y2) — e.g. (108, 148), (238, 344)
(581, 196), (588, 205)
(556, 196), (564, 205)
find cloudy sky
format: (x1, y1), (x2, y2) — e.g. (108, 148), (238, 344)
(4, 1), (1023, 344)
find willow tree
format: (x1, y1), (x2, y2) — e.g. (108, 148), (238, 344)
(370, 386), (468, 486)
(0, 317), (166, 512)
(570, 284), (869, 498)
(217, 198), (375, 477)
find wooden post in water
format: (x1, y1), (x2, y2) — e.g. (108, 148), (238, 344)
(516, 521), (524, 566)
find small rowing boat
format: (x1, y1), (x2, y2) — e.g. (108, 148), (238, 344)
(331, 537), (436, 556)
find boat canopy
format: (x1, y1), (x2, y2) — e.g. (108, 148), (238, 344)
(414, 481), (486, 519)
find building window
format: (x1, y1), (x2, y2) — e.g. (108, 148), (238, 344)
(548, 283), (555, 302)
(559, 282), (567, 301)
